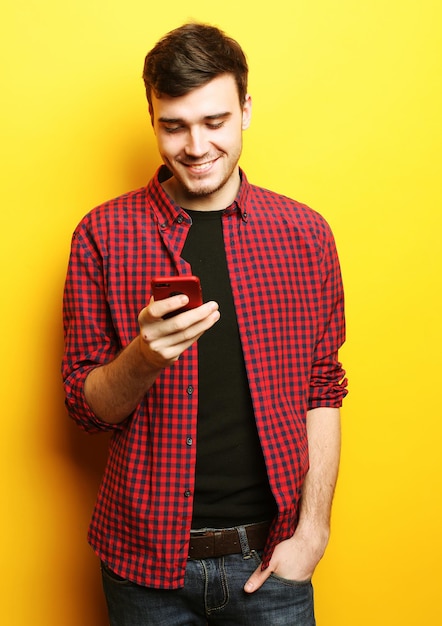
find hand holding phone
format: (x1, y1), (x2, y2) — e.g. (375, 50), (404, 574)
(151, 276), (203, 318)
(139, 275), (218, 369)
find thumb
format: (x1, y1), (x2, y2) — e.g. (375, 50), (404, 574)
(244, 562), (272, 594)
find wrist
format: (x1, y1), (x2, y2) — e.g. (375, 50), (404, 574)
(136, 334), (166, 374)
(293, 520), (330, 553)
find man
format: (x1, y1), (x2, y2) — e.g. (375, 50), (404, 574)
(62, 22), (347, 625)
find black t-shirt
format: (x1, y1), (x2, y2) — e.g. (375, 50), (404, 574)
(182, 208), (276, 528)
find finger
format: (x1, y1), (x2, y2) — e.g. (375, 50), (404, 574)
(164, 309), (220, 351)
(244, 562), (273, 594)
(142, 307), (220, 365)
(143, 294), (190, 322)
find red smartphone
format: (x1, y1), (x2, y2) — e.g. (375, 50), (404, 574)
(151, 276), (203, 317)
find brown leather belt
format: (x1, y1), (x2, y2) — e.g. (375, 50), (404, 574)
(188, 521), (270, 559)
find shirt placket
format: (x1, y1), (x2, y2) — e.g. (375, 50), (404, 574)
(154, 211), (200, 564)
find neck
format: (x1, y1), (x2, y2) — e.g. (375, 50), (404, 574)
(162, 168), (241, 211)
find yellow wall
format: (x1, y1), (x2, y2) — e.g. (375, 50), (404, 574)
(2, 1), (441, 624)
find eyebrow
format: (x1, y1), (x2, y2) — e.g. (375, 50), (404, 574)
(158, 112), (232, 124)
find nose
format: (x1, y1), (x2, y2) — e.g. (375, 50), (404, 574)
(184, 127), (208, 158)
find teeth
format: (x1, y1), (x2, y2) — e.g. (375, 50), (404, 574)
(188, 161), (213, 172)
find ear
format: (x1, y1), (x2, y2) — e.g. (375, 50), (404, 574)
(242, 94), (252, 130)
(148, 102), (155, 129)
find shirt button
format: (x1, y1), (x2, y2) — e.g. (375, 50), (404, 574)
(184, 490), (191, 497)
(186, 437), (193, 446)
(177, 215), (184, 224)
(186, 385), (194, 395)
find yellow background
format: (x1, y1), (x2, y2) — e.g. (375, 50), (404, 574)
(1, 1), (441, 624)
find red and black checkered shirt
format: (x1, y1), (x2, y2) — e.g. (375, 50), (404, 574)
(62, 166), (347, 589)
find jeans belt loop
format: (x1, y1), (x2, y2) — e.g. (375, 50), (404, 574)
(236, 525), (252, 559)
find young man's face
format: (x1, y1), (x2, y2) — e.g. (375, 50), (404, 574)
(151, 73), (251, 210)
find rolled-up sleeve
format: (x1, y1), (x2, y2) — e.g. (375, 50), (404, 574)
(62, 222), (122, 433)
(308, 226), (348, 408)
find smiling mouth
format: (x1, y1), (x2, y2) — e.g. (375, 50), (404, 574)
(182, 158), (219, 174)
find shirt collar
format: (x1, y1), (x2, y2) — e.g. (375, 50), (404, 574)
(147, 165), (251, 229)
(224, 168), (250, 222)
(146, 166), (184, 231)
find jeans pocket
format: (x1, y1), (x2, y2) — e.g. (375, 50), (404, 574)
(268, 571), (312, 588)
(251, 551), (312, 588)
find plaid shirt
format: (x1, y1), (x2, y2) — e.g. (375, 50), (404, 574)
(62, 166), (347, 589)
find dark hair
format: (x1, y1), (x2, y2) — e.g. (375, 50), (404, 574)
(143, 23), (248, 108)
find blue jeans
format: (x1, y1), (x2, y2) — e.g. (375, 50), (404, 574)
(101, 531), (315, 625)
